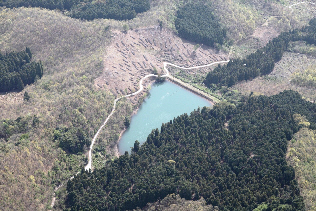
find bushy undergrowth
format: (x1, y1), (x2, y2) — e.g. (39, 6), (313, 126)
(0, 7), (128, 210)
(292, 66), (316, 88)
(287, 127), (316, 211)
(137, 193), (218, 211)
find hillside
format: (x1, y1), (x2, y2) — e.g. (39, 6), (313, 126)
(66, 90), (313, 210)
(287, 127), (316, 211)
(230, 3), (316, 99)
(1, 0), (316, 210)
(0, 7), (118, 210)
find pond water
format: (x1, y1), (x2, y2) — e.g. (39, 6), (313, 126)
(118, 81), (212, 154)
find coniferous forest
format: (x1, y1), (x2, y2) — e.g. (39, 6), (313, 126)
(301, 17), (316, 45)
(0, 0), (151, 21)
(0, 0), (81, 10)
(0, 48), (43, 92)
(175, 3), (226, 47)
(65, 90), (316, 210)
(69, 0), (150, 21)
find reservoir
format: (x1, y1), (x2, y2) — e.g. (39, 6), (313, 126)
(118, 81), (212, 154)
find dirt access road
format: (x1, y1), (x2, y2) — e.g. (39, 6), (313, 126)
(95, 26), (228, 105)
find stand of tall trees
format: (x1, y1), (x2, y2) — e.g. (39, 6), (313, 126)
(0, 0), (151, 21)
(301, 17), (316, 45)
(175, 3), (226, 47)
(0, 47), (43, 92)
(0, 0), (81, 10)
(65, 90), (315, 211)
(69, 0), (150, 20)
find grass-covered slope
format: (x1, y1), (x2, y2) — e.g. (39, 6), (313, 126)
(0, 0), (81, 11)
(0, 7), (132, 210)
(65, 90), (316, 211)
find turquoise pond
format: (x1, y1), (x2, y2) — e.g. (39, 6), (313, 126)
(118, 81), (212, 154)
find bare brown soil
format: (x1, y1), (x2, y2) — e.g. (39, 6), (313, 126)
(251, 26), (279, 46)
(95, 27), (228, 105)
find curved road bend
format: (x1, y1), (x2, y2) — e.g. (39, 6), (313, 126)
(85, 60), (229, 171)
(50, 59), (229, 208)
(51, 1), (316, 206)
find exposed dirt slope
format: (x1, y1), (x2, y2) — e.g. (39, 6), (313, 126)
(96, 27), (228, 103)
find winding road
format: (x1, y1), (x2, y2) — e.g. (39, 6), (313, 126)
(50, 2), (316, 207)
(84, 60), (229, 171)
(49, 59), (229, 209)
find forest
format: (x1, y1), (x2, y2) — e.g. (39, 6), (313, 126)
(0, 0), (81, 10)
(65, 90), (316, 211)
(69, 0), (150, 20)
(301, 17), (316, 45)
(0, 47), (43, 92)
(0, 0), (151, 21)
(175, 3), (226, 47)
(204, 17), (316, 88)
